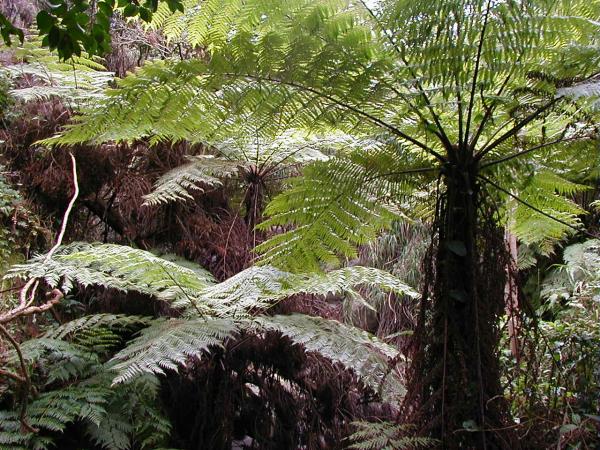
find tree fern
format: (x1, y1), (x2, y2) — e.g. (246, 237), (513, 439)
(21, 0), (600, 441)
(43, 0), (600, 261)
(143, 130), (331, 206)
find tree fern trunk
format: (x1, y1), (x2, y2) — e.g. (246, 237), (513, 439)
(410, 154), (518, 449)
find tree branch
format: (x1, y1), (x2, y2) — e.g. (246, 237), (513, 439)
(45, 153), (79, 262)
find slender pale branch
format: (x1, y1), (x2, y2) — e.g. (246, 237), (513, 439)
(46, 153), (79, 261)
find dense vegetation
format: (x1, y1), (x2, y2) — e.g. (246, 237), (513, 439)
(0, 0), (599, 449)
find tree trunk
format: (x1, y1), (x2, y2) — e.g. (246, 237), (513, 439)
(408, 153), (518, 449)
(504, 231), (520, 360)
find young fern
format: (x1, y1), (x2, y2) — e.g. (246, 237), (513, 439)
(0, 316), (172, 450)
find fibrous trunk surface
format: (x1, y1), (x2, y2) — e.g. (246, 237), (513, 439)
(407, 153), (518, 449)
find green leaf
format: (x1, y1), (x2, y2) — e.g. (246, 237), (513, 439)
(36, 11), (56, 33)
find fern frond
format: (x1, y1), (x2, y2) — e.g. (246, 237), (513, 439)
(10, 338), (100, 383)
(110, 318), (237, 384)
(176, 264), (418, 317)
(0, 368), (170, 450)
(509, 171), (587, 254)
(143, 155), (240, 205)
(6, 242), (215, 302)
(256, 145), (431, 271)
(348, 420), (437, 450)
(254, 314), (406, 403)
(0, 385), (111, 449)
(84, 371), (171, 450)
(1, 37), (113, 103)
(44, 313), (151, 340)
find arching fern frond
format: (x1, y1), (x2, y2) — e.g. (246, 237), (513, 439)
(255, 145), (433, 271)
(110, 317), (238, 384)
(348, 421), (437, 450)
(1, 37), (113, 103)
(254, 314), (406, 404)
(143, 155), (240, 205)
(175, 264), (418, 317)
(6, 242), (215, 302)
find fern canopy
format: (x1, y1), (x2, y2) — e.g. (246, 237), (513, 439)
(42, 0), (600, 266)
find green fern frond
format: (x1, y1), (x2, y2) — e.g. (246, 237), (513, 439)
(0, 385), (111, 450)
(0, 369), (170, 450)
(6, 242), (215, 302)
(176, 264), (418, 317)
(348, 421), (437, 450)
(110, 318), (238, 384)
(10, 338), (99, 383)
(256, 145), (431, 271)
(143, 155), (240, 205)
(254, 314), (406, 403)
(1, 36), (113, 103)
(45, 313), (151, 340)
(84, 372), (171, 450)
(43, 314), (151, 354)
(509, 171), (587, 254)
